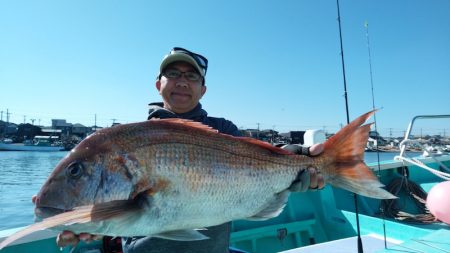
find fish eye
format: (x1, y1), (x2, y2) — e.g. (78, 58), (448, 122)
(66, 162), (84, 179)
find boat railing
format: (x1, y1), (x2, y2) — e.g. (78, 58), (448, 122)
(394, 114), (450, 180)
(399, 114), (450, 157)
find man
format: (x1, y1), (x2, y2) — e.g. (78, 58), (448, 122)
(47, 47), (324, 252)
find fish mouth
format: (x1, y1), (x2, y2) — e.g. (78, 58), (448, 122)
(34, 206), (72, 220)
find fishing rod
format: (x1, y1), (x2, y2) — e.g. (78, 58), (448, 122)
(336, 1), (363, 252)
(364, 21), (388, 249)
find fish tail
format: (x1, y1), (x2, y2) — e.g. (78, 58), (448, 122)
(322, 110), (396, 199)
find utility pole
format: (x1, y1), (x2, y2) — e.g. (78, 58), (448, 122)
(111, 118), (117, 126)
(0, 111), (3, 138)
(23, 115), (26, 124)
(31, 119), (36, 125)
(272, 125), (276, 144)
(256, 123), (260, 140)
(6, 109), (10, 123)
(5, 109), (11, 137)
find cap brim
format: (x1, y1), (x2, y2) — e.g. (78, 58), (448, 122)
(160, 53), (205, 77)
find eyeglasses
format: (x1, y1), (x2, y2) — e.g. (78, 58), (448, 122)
(162, 68), (203, 82)
(171, 47), (208, 75)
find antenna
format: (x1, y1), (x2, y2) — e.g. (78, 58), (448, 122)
(365, 20), (388, 249)
(6, 109), (11, 123)
(336, 1), (363, 252)
(257, 123), (260, 140)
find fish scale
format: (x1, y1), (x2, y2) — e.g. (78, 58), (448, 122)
(136, 143), (304, 229)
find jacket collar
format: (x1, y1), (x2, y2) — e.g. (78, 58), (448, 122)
(147, 102), (208, 120)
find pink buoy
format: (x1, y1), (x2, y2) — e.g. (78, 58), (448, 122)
(426, 181), (450, 225)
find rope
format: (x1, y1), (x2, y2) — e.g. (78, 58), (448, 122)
(395, 156), (450, 180)
(395, 139), (450, 180)
(382, 177), (437, 224)
(381, 139), (450, 223)
(397, 139), (450, 177)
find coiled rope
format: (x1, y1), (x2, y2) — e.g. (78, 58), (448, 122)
(382, 177), (437, 224)
(382, 140), (450, 223)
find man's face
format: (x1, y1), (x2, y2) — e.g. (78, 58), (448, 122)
(156, 62), (206, 114)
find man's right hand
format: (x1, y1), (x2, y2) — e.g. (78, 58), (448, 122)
(56, 231), (102, 247)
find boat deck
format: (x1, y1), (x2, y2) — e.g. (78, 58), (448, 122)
(281, 229), (450, 253)
(280, 234), (399, 253)
(379, 229), (450, 253)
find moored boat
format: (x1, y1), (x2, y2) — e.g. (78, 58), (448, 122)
(0, 136), (65, 152)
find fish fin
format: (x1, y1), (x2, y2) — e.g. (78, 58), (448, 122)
(247, 190), (290, 221)
(0, 221), (56, 250)
(323, 110), (396, 199)
(89, 199), (143, 221)
(0, 200), (142, 250)
(0, 206), (93, 250)
(237, 137), (295, 155)
(153, 118), (219, 133)
(54, 199), (141, 225)
(153, 118), (294, 155)
(152, 229), (210, 241)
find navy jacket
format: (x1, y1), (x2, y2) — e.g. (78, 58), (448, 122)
(146, 102), (241, 137)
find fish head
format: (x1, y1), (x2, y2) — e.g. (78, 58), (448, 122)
(35, 130), (137, 219)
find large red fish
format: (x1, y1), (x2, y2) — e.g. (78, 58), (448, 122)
(0, 110), (395, 249)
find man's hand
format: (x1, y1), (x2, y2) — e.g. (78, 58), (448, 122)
(308, 143), (324, 156)
(31, 195), (102, 247)
(281, 143), (325, 191)
(56, 231), (102, 247)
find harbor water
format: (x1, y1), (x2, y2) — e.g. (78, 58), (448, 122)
(0, 151), (421, 230)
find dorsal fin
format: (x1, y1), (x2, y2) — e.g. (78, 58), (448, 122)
(151, 118), (293, 155)
(151, 118), (219, 134)
(236, 137), (294, 155)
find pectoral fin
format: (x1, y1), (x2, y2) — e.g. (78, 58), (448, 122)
(0, 199), (143, 250)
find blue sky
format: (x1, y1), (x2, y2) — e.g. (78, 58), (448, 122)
(1, 0), (449, 137)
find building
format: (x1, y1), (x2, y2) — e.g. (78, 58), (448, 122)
(52, 119), (73, 135)
(72, 123), (91, 138)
